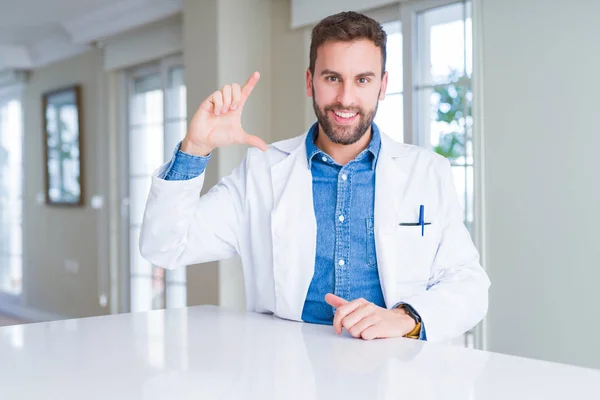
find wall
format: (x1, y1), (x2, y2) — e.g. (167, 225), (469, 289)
(215, 0), (273, 310)
(102, 14), (183, 71)
(479, 0), (600, 369)
(271, 0), (314, 141)
(181, 0), (220, 307)
(22, 48), (110, 318)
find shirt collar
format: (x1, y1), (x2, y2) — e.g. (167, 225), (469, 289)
(305, 122), (382, 170)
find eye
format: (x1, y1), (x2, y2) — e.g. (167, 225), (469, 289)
(326, 76), (339, 82)
(357, 77), (370, 84)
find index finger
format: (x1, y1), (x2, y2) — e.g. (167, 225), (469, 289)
(240, 71), (260, 106)
(333, 298), (367, 334)
(325, 293), (347, 308)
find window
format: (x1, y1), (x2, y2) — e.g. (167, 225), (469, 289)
(0, 93), (23, 296)
(416, 1), (474, 233)
(124, 56), (187, 312)
(374, 20), (403, 143)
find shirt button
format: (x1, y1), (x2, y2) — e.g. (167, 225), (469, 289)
(338, 215), (345, 222)
(322, 156), (328, 162)
(341, 174), (347, 180)
(339, 259), (345, 266)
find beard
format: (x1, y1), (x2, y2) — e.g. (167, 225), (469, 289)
(312, 87), (380, 145)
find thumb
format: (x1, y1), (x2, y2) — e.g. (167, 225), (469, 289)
(243, 132), (268, 152)
(325, 293), (348, 308)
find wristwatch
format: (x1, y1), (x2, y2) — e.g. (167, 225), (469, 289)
(399, 303), (421, 324)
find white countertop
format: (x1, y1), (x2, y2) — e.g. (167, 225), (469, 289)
(1, 305), (599, 399)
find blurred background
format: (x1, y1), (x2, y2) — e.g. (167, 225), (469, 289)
(0, 0), (599, 370)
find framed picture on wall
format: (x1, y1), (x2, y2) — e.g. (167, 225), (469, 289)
(42, 85), (84, 206)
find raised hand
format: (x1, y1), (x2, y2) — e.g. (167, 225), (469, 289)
(181, 71), (268, 156)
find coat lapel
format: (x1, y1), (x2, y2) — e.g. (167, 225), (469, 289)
(270, 133), (317, 320)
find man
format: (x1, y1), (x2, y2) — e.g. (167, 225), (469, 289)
(140, 11), (490, 342)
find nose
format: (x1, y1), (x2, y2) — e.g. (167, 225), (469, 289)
(336, 82), (355, 108)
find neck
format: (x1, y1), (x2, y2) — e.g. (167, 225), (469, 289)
(314, 125), (372, 165)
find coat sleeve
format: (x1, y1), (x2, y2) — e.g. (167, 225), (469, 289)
(397, 157), (491, 343)
(139, 152), (249, 270)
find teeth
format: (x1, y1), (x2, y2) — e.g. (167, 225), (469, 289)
(334, 110), (357, 119)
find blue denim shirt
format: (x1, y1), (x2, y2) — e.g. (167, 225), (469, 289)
(161, 124), (425, 340)
(161, 145), (211, 180)
(301, 122), (386, 325)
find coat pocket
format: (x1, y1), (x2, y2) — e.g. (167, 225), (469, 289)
(394, 224), (440, 284)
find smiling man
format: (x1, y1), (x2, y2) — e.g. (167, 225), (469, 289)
(140, 11), (490, 342)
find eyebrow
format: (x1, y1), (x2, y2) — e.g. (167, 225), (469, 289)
(320, 69), (377, 78)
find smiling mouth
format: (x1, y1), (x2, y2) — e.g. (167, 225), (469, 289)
(330, 110), (359, 125)
(333, 110), (358, 119)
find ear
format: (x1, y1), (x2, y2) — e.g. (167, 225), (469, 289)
(379, 71), (389, 100)
(306, 68), (313, 97)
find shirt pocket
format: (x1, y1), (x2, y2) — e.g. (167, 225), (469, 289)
(366, 217), (377, 269)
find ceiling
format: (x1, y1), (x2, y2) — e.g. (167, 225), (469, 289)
(0, 0), (181, 71)
(0, 0), (121, 45)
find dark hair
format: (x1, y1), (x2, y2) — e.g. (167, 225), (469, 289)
(309, 11), (387, 77)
